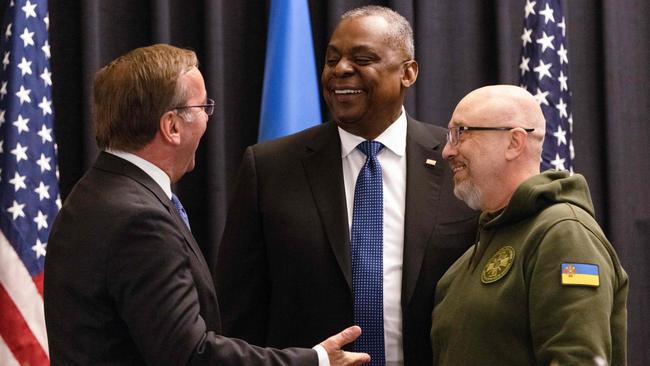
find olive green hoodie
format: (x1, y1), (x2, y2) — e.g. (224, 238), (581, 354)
(432, 170), (628, 366)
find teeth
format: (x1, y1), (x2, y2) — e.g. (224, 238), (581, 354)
(334, 89), (362, 95)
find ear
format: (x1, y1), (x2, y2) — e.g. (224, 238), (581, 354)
(401, 60), (418, 88)
(159, 111), (181, 146)
(504, 128), (529, 161)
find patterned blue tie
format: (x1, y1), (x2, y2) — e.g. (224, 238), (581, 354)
(351, 140), (385, 365)
(171, 193), (191, 230)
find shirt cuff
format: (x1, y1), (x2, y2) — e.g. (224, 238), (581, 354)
(313, 344), (330, 366)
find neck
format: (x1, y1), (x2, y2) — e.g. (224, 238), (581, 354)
(337, 105), (404, 140)
(481, 166), (538, 213)
(133, 144), (178, 183)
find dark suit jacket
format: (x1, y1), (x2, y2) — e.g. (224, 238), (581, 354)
(216, 117), (478, 365)
(44, 152), (316, 365)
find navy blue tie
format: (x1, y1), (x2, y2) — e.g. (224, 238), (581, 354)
(351, 140), (385, 365)
(171, 193), (191, 230)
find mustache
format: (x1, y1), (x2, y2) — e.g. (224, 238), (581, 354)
(448, 157), (468, 169)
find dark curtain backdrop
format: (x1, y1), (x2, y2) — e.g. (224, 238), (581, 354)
(4, 0), (647, 363)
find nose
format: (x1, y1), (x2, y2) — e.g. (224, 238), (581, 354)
(442, 142), (455, 161)
(333, 58), (354, 77)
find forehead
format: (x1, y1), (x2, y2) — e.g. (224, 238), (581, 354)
(448, 104), (480, 128)
(449, 92), (506, 127)
(181, 66), (202, 82)
(328, 15), (392, 51)
(181, 67), (207, 99)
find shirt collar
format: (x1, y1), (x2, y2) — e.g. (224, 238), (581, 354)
(338, 106), (407, 158)
(105, 149), (172, 199)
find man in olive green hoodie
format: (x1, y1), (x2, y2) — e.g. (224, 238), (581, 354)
(431, 85), (628, 366)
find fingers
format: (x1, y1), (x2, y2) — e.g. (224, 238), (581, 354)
(319, 326), (370, 366)
(330, 325), (362, 348)
(340, 350), (371, 365)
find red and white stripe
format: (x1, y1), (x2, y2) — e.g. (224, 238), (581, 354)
(0, 232), (49, 365)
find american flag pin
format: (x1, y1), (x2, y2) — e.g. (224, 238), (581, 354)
(426, 159), (437, 166)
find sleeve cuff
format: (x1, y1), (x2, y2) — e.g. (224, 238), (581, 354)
(312, 344), (330, 366)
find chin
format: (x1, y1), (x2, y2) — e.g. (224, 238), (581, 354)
(454, 179), (482, 211)
(332, 115), (359, 128)
(328, 102), (366, 121)
(332, 109), (361, 122)
(183, 159), (196, 175)
(334, 117), (359, 126)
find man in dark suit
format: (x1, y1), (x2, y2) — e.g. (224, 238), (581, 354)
(216, 6), (478, 366)
(43, 44), (369, 366)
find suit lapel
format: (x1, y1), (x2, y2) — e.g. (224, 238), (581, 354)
(167, 201), (210, 271)
(302, 123), (353, 290)
(94, 152), (210, 271)
(296, 118), (446, 299)
(402, 118), (445, 306)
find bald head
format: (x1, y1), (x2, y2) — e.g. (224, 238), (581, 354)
(453, 85), (545, 159)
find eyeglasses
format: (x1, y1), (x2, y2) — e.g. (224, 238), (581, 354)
(446, 126), (535, 146)
(173, 98), (215, 116)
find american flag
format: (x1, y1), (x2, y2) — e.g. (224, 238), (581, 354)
(519, 0), (574, 172)
(0, 0), (59, 364)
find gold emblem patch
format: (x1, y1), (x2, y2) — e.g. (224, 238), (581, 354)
(481, 246), (515, 284)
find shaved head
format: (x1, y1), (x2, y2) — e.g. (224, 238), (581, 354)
(452, 85), (545, 158)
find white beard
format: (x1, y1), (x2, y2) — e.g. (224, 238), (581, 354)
(453, 178), (482, 211)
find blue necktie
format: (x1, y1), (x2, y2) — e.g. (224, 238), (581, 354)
(171, 193), (191, 230)
(351, 140), (385, 365)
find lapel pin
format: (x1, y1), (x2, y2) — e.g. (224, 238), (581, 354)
(426, 159), (437, 166)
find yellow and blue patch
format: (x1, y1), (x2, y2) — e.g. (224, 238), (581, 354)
(561, 263), (599, 287)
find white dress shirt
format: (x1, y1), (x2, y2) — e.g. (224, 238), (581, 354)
(338, 108), (407, 366)
(105, 149), (172, 200)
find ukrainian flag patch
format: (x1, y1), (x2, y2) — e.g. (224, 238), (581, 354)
(561, 263), (600, 287)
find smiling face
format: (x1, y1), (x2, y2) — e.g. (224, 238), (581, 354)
(442, 90), (512, 211)
(321, 15), (417, 139)
(443, 126), (502, 211)
(442, 85), (546, 212)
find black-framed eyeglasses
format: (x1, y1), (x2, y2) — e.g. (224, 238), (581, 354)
(173, 98), (215, 116)
(446, 126), (535, 146)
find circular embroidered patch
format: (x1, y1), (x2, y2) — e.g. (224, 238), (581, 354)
(481, 246), (515, 284)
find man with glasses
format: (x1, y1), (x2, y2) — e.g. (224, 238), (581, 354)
(216, 6), (478, 366)
(431, 85), (628, 365)
(44, 44), (369, 366)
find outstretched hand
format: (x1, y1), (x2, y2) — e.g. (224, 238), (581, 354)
(319, 325), (370, 366)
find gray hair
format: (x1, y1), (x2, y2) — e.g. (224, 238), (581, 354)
(341, 5), (415, 59)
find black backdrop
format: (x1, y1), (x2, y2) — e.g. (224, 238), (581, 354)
(5, 0), (647, 363)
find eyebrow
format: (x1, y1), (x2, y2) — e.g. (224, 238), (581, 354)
(326, 44), (379, 55)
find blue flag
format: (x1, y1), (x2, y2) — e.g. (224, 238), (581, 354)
(519, 0), (574, 172)
(0, 0), (59, 364)
(258, 0), (321, 141)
